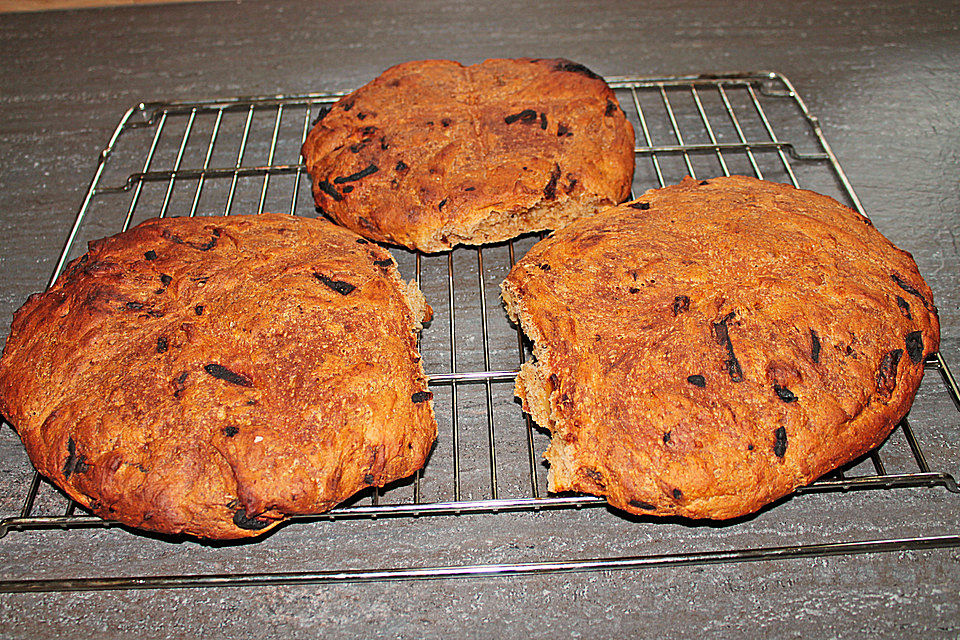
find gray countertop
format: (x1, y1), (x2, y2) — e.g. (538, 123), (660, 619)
(1, 1), (959, 637)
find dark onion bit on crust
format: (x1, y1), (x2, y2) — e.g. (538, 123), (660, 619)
(161, 230), (185, 244)
(411, 391), (433, 403)
(161, 228), (217, 251)
(724, 355), (744, 382)
(126, 301), (144, 310)
(896, 295), (912, 318)
(195, 232), (219, 252)
(334, 163), (379, 184)
(672, 295), (690, 315)
(712, 313), (743, 382)
(317, 180), (343, 201)
(341, 185), (354, 194)
(159, 274), (172, 286)
(314, 273), (356, 295)
(876, 349), (903, 396)
(233, 510), (273, 531)
(441, 118), (451, 127)
(373, 258), (393, 267)
(538, 263), (551, 271)
(204, 363), (253, 387)
(310, 106), (331, 126)
(194, 305), (204, 315)
(356, 238), (369, 244)
(144, 250), (157, 260)
(504, 109), (538, 125)
(356, 111), (367, 120)
(672, 488), (683, 500)
(156, 336), (168, 353)
(663, 431), (671, 443)
(341, 100), (354, 111)
(687, 374), (706, 387)
(905, 331), (924, 363)
(364, 474), (376, 484)
(891, 273), (930, 309)
(544, 163), (561, 200)
(810, 329), (821, 363)
(584, 468), (603, 483)
(556, 123), (571, 137)
(605, 99), (617, 116)
(63, 436), (90, 479)
(699, 180), (709, 185)
(773, 427), (788, 458)
(223, 426), (239, 437)
(395, 160), (408, 171)
(438, 198), (448, 211)
(173, 371), (189, 398)
(539, 112), (548, 129)
(553, 59), (602, 81)
(773, 384), (797, 403)
(629, 201), (650, 210)
(628, 499), (656, 510)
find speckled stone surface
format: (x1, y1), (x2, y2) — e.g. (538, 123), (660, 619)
(0, 1), (958, 637)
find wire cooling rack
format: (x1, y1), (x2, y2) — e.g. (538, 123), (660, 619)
(1, 71), (959, 593)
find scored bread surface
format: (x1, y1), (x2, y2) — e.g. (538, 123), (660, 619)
(502, 175), (940, 520)
(301, 57), (636, 252)
(0, 213), (437, 539)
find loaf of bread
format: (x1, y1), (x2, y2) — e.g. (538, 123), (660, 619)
(0, 213), (437, 539)
(302, 57), (636, 252)
(502, 175), (939, 520)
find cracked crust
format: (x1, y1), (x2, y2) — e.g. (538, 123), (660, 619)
(301, 57), (636, 252)
(502, 176), (940, 520)
(0, 213), (436, 539)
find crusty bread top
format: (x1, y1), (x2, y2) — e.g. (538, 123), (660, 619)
(503, 176), (939, 520)
(0, 213), (436, 539)
(302, 58), (636, 252)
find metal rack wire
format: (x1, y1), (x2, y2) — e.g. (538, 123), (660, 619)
(1, 71), (958, 592)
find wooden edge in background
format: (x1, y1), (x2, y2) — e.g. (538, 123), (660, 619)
(0, 0), (228, 13)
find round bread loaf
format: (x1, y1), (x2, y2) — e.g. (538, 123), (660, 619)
(301, 57), (636, 252)
(502, 175), (940, 520)
(0, 213), (436, 539)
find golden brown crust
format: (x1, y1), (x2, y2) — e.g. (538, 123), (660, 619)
(502, 175), (940, 520)
(0, 213), (436, 539)
(301, 58), (636, 252)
